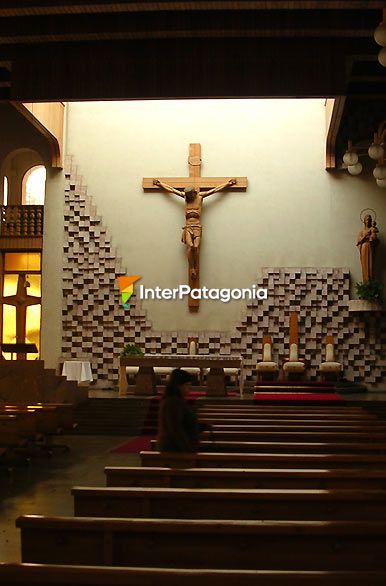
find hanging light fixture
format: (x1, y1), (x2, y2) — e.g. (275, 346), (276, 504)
(374, 16), (386, 67)
(343, 122), (386, 187)
(343, 141), (362, 175)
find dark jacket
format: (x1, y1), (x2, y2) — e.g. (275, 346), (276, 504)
(157, 395), (200, 452)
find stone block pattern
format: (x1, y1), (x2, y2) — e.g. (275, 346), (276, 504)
(62, 157), (386, 389)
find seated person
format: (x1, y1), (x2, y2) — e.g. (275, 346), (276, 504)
(157, 368), (211, 452)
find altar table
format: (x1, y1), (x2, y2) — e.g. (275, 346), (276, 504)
(119, 354), (243, 396)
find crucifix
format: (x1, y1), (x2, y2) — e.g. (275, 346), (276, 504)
(143, 143), (247, 311)
(1, 273), (41, 359)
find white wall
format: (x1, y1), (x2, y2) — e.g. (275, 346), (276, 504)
(64, 99), (386, 331)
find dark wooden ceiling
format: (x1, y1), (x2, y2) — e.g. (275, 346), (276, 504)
(0, 1), (384, 158)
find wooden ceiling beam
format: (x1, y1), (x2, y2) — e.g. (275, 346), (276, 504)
(0, 2), (384, 17)
(0, 29), (376, 45)
(0, 9), (379, 44)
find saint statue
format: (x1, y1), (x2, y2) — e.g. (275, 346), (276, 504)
(153, 178), (236, 279)
(356, 212), (379, 282)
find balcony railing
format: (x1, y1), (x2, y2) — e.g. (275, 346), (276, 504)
(0, 205), (44, 238)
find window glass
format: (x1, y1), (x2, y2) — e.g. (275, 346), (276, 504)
(26, 304), (41, 357)
(4, 253), (41, 272)
(3, 274), (18, 297)
(2, 305), (16, 346)
(25, 274), (41, 297)
(3, 176), (8, 206)
(23, 166), (46, 205)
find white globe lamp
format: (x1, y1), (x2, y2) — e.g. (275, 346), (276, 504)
(343, 151), (358, 166)
(373, 165), (386, 180)
(368, 143), (384, 160)
(348, 163), (363, 176)
(374, 22), (386, 46)
(378, 47), (386, 67)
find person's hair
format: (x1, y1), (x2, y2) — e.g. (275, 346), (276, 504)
(165, 368), (192, 397)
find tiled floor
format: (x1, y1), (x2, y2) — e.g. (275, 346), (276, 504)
(0, 435), (139, 563)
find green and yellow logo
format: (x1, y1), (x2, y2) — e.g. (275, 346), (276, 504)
(117, 276), (141, 308)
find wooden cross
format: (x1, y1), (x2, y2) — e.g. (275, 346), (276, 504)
(1, 273), (41, 358)
(143, 143), (247, 311)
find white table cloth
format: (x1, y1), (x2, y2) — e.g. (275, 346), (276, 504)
(62, 360), (93, 383)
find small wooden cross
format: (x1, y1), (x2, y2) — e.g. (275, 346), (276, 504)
(143, 143), (247, 311)
(1, 273), (40, 358)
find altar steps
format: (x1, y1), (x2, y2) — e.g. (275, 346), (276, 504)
(74, 399), (150, 435)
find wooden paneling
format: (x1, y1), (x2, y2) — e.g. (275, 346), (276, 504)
(11, 102), (64, 168)
(325, 97), (346, 169)
(0, 237), (42, 250)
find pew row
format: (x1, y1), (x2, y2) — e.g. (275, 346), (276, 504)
(141, 451), (386, 469)
(197, 407), (373, 415)
(72, 486), (386, 521)
(2, 564), (386, 586)
(198, 413), (377, 421)
(16, 515), (386, 570)
(206, 424), (386, 432)
(198, 405), (366, 410)
(149, 438), (386, 453)
(0, 405), (73, 455)
(105, 465), (386, 490)
(0, 415), (28, 448)
(198, 417), (383, 427)
(200, 430), (386, 442)
(2, 403), (76, 432)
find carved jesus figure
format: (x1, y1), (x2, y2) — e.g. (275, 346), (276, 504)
(153, 178), (236, 279)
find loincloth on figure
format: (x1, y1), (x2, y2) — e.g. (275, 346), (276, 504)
(181, 223), (202, 244)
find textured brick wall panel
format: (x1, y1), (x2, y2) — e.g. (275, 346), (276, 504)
(62, 157), (386, 389)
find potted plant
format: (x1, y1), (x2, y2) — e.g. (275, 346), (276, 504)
(120, 343), (144, 357)
(349, 279), (384, 312)
(355, 279), (383, 304)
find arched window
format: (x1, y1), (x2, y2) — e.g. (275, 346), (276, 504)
(3, 176), (8, 206)
(22, 165), (46, 205)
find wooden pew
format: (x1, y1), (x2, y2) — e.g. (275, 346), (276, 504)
(1, 405), (63, 435)
(141, 450), (386, 469)
(200, 430), (386, 442)
(0, 446), (9, 469)
(0, 415), (28, 447)
(72, 485), (386, 521)
(200, 401), (369, 416)
(198, 411), (376, 419)
(198, 405), (367, 411)
(199, 417), (382, 426)
(207, 423), (386, 432)
(2, 564), (386, 586)
(23, 403), (75, 431)
(16, 515), (386, 570)
(105, 465), (386, 490)
(149, 438), (386, 453)
(0, 405), (72, 453)
(0, 411), (38, 441)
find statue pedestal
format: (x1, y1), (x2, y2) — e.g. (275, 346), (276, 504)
(348, 299), (384, 340)
(348, 300), (384, 313)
